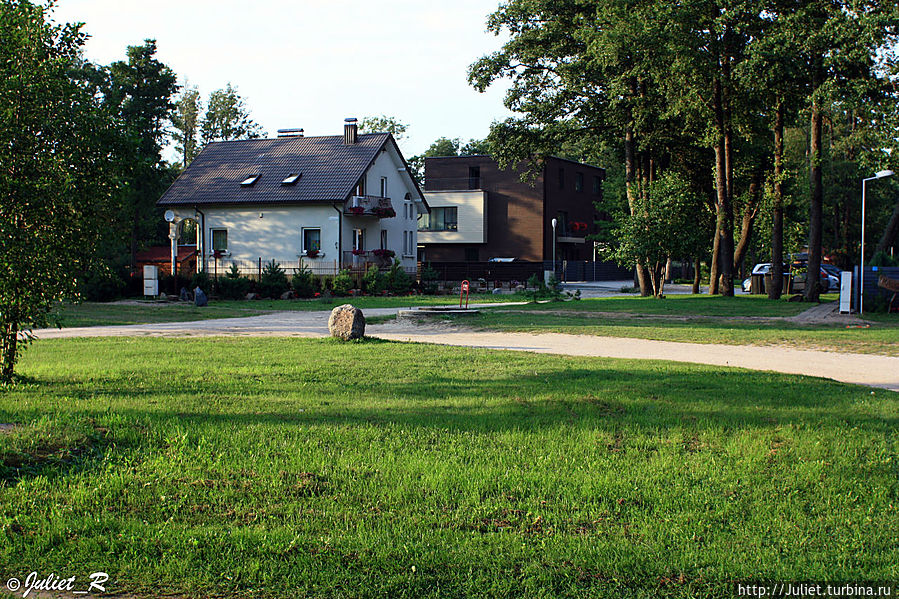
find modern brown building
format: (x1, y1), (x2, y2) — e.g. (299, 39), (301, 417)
(418, 155), (604, 262)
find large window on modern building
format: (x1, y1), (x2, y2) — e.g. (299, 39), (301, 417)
(575, 172), (584, 192)
(418, 207), (458, 231)
(556, 211), (569, 235)
(468, 167), (480, 189)
(302, 228), (321, 253)
(211, 229), (228, 252)
(592, 176), (601, 195)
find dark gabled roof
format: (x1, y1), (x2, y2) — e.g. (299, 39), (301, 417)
(158, 133), (391, 206)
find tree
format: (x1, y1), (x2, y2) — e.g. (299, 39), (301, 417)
(101, 39), (179, 271)
(359, 115), (408, 140)
(173, 83), (202, 169)
(0, 1), (117, 381)
(606, 173), (708, 297)
(200, 83), (265, 145)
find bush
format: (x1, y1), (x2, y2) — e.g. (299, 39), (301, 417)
(362, 265), (386, 295)
(871, 251), (898, 268)
(385, 260), (412, 294)
(79, 266), (125, 302)
(421, 263), (439, 295)
(191, 270), (213, 295)
(291, 266), (316, 298)
(257, 260), (290, 299)
(218, 264), (251, 300)
(332, 269), (354, 296)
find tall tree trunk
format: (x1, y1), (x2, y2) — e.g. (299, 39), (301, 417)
(0, 321), (18, 383)
(875, 200), (899, 255)
(769, 102), (785, 299)
(709, 224), (721, 295)
(733, 168), (764, 271)
(806, 95), (824, 302)
(692, 256), (701, 294)
(625, 124), (650, 296)
(712, 77), (734, 296)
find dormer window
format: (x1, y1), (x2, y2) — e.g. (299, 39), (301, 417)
(281, 173), (301, 185)
(241, 173), (260, 186)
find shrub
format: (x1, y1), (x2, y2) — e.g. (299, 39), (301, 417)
(291, 266), (316, 298)
(385, 259), (412, 294)
(871, 251), (898, 268)
(191, 270), (213, 295)
(79, 266), (125, 302)
(362, 265), (386, 295)
(257, 260), (290, 299)
(218, 264), (251, 300)
(332, 269), (354, 296)
(421, 263), (439, 295)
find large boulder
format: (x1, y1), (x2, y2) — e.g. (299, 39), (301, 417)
(328, 304), (365, 340)
(194, 287), (208, 307)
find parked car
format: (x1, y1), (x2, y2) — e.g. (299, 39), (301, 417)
(790, 261), (838, 292)
(741, 263), (787, 293)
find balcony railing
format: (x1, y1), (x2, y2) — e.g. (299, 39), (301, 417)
(344, 195), (394, 218)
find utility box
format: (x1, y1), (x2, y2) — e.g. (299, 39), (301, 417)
(143, 265), (158, 297)
(839, 271), (852, 313)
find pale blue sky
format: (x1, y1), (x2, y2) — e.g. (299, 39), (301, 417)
(51, 0), (513, 161)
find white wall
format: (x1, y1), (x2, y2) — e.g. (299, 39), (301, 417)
(418, 190), (487, 244)
(170, 140), (425, 276)
(342, 142), (422, 271)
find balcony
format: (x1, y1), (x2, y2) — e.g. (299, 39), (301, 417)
(344, 195), (395, 218)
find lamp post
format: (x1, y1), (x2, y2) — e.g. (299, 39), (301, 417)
(551, 218), (558, 280)
(860, 169), (894, 315)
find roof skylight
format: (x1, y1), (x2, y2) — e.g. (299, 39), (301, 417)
(240, 173), (260, 186)
(281, 173), (301, 185)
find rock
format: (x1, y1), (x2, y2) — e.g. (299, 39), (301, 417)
(194, 287), (208, 307)
(179, 287), (190, 302)
(280, 290), (296, 300)
(328, 304), (366, 340)
(492, 287), (504, 295)
(246, 292), (259, 300)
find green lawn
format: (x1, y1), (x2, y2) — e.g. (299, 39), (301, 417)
(459, 295), (899, 356)
(54, 294), (512, 328)
(1, 338), (897, 597)
(514, 294), (832, 317)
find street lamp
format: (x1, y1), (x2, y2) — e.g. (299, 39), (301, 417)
(860, 169), (894, 315)
(551, 218), (558, 281)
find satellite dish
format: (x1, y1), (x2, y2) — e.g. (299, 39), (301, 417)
(164, 210), (175, 223)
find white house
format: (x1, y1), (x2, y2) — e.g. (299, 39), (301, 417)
(157, 119), (428, 276)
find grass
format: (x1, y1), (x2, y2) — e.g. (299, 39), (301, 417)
(54, 294), (513, 328)
(462, 295), (899, 356)
(1, 337), (898, 597)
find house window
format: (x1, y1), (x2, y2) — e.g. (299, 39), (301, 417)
(403, 231), (409, 255)
(353, 229), (364, 252)
(593, 176), (601, 195)
(575, 172), (584, 192)
(240, 173), (260, 186)
(302, 228), (321, 253)
(465, 248), (479, 262)
(556, 211), (568, 235)
(468, 166), (480, 189)
(380, 229), (388, 250)
(211, 229), (228, 252)
(558, 168), (564, 190)
(418, 207), (457, 231)
(355, 177), (366, 196)
(380, 177), (387, 197)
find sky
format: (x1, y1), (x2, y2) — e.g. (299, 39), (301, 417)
(51, 0), (514, 161)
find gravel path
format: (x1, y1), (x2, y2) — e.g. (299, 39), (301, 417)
(30, 304), (899, 392)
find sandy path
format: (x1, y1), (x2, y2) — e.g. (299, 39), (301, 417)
(30, 305), (899, 392)
(368, 323), (899, 392)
